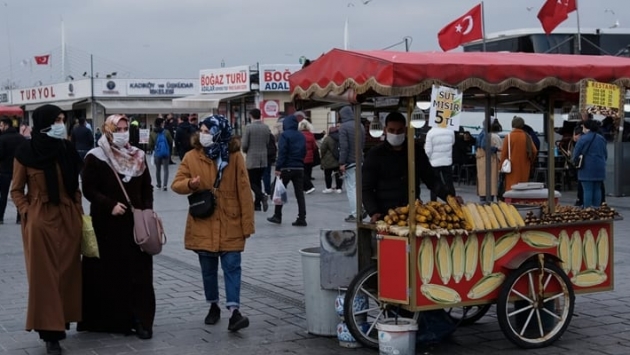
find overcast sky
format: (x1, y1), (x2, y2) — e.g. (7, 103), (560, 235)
(0, 0), (628, 85)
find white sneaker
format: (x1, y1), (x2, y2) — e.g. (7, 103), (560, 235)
(335, 189), (343, 194)
(306, 187), (316, 194)
(322, 188), (334, 194)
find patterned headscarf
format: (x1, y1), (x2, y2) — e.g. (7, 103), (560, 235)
(98, 114), (146, 181)
(200, 115), (233, 182)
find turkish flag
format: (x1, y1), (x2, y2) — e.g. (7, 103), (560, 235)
(537, 0), (577, 35)
(438, 4), (483, 52)
(34, 54), (50, 65)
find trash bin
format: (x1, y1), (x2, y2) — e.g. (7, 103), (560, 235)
(300, 247), (339, 336)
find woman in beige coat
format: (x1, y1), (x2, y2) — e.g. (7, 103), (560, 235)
(172, 115), (254, 332)
(11, 104), (83, 355)
(476, 122), (503, 201)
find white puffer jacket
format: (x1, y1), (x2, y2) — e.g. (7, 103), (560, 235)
(425, 127), (455, 167)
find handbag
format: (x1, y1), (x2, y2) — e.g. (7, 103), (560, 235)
(188, 171), (221, 218)
(81, 215), (100, 258)
(111, 166), (166, 255)
(574, 135), (596, 170)
(500, 134), (512, 174)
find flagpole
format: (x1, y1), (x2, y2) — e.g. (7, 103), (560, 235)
(344, 17), (349, 50)
(3, 3), (14, 96)
(61, 16), (66, 78)
(574, 0), (581, 54)
(480, 1), (487, 52)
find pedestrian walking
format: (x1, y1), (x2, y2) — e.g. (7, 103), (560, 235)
(70, 117), (94, 160)
(320, 126), (343, 193)
(573, 119), (607, 208)
(78, 114), (156, 340)
(263, 132), (277, 196)
(172, 115), (254, 332)
(148, 118), (173, 191)
(11, 104), (84, 355)
(175, 115), (196, 161)
(0, 117), (26, 224)
(267, 114), (307, 226)
(299, 119), (317, 194)
(500, 116), (538, 192)
(241, 108), (270, 211)
(425, 117), (456, 199)
(475, 121), (503, 202)
(338, 106), (365, 222)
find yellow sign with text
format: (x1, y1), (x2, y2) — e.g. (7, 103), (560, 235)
(585, 81), (620, 108)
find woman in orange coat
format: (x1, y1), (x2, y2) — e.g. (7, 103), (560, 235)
(500, 116), (538, 192)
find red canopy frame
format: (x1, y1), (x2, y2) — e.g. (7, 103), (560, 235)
(290, 49), (630, 100)
(0, 105), (24, 117)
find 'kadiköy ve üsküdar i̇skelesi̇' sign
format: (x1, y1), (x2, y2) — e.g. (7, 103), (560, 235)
(429, 84), (462, 131)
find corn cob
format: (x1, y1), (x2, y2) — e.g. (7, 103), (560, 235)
(557, 230), (571, 275)
(571, 269), (607, 287)
(467, 272), (505, 299)
(418, 237), (434, 285)
(494, 231), (520, 260)
(483, 205), (500, 230)
(461, 204), (478, 231)
(426, 205), (442, 222)
(464, 234), (479, 281)
(451, 235), (465, 284)
(508, 204), (525, 227)
(491, 203), (509, 228)
(421, 284), (461, 304)
(476, 204), (493, 230)
(480, 232), (495, 276)
(583, 229), (597, 270)
(435, 237), (452, 284)
(521, 231), (559, 249)
(596, 228), (609, 272)
(446, 195), (465, 220)
(570, 231), (583, 276)
(498, 201), (517, 227)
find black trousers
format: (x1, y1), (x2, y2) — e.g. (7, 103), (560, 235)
(273, 169), (306, 220)
(433, 166), (456, 201)
(0, 173), (12, 220)
(37, 330), (66, 341)
(324, 168), (343, 189)
(303, 163), (314, 190)
(248, 168), (265, 208)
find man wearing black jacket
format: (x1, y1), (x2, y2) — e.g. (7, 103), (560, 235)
(0, 117), (26, 224)
(70, 117), (94, 160)
(362, 112), (440, 222)
(175, 115), (196, 160)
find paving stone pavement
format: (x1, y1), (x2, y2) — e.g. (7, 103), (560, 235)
(1, 164), (630, 354)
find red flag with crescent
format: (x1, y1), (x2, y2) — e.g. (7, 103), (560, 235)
(537, 0), (577, 35)
(437, 4), (483, 52)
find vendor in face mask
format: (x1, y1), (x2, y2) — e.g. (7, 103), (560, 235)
(362, 112), (439, 223)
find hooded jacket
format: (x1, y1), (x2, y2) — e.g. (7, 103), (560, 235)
(0, 127), (26, 174)
(275, 115), (306, 170)
(338, 106), (364, 167)
(320, 129), (340, 170)
(425, 126), (455, 167)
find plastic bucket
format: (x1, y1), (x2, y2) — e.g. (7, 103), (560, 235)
(299, 247), (338, 336)
(376, 318), (418, 355)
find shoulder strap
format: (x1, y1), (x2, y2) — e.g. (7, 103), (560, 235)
(508, 134), (511, 159)
(109, 164), (133, 209)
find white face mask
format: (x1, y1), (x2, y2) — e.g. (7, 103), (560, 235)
(46, 123), (67, 140)
(112, 131), (129, 148)
(199, 133), (214, 147)
(386, 132), (405, 147)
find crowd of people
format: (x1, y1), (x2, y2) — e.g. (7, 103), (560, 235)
(0, 102), (614, 354)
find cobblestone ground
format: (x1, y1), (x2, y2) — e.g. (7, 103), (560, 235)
(1, 165), (629, 354)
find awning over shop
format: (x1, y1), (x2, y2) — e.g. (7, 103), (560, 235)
(172, 92), (249, 110)
(96, 99), (187, 114)
(24, 99), (88, 112)
(0, 105), (23, 116)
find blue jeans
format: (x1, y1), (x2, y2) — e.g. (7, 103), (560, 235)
(198, 251), (242, 309)
(581, 181), (602, 208)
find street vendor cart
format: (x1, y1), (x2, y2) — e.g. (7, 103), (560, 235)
(290, 50), (629, 349)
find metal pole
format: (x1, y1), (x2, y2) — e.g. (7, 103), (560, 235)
(481, 1), (487, 52)
(484, 96), (492, 202)
(90, 54), (96, 126)
(575, 0), (582, 53)
(404, 37), (409, 52)
(4, 3), (14, 99)
(546, 98), (556, 213)
(61, 16), (65, 80)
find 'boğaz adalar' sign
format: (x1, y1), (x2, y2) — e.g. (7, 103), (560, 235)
(259, 64), (301, 91)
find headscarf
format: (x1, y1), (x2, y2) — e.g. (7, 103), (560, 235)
(97, 114), (146, 181)
(200, 115), (233, 183)
(14, 104), (82, 205)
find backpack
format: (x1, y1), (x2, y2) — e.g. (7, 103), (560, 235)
(331, 138), (340, 161)
(154, 131), (170, 159)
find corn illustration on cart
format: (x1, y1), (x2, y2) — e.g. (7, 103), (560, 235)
(289, 49), (630, 349)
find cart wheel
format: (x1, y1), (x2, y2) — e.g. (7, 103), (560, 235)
(497, 259), (575, 349)
(446, 304), (492, 326)
(343, 265), (416, 349)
